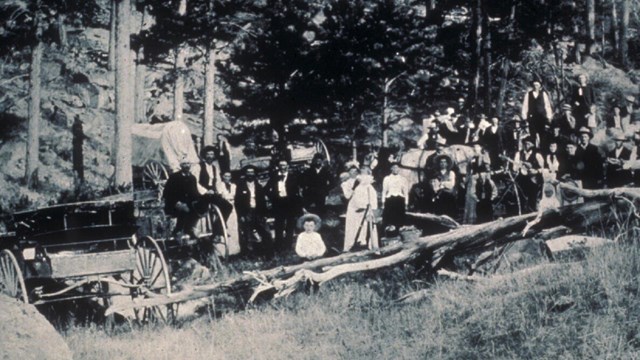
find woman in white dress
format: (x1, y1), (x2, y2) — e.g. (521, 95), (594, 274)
(216, 172), (241, 256)
(343, 166), (379, 252)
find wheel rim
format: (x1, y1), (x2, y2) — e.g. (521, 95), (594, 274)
(211, 205), (229, 259)
(131, 236), (174, 324)
(0, 250), (29, 303)
(142, 161), (168, 189)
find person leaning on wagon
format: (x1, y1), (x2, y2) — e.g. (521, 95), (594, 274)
(234, 165), (273, 257)
(198, 146), (233, 222)
(163, 158), (210, 239)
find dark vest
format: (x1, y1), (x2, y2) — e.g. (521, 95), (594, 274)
(528, 91), (547, 117)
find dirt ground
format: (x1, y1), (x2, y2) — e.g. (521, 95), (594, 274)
(0, 295), (72, 360)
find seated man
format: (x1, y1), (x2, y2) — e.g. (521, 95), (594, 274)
(430, 154), (457, 218)
(162, 158), (210, 239)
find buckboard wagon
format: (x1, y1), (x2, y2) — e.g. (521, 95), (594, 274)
(0, 200), (175, 324)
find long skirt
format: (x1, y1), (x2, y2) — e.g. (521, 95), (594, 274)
(382, 196), (406, 228)
(344, 207), (379, 252)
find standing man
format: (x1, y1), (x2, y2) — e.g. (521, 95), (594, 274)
(521, 79), (553, 147)
(571, 74), (596, 129)
(557, 104), (577, 138)
(480, 116), (502, 169)
(72, 115), (85, 183)
(576, 127), (604, 189)
(235, 165), (272, 257)
(513, 136), (544, 212)
(302, 153), (333, 216)
(267, 159), (303, 252)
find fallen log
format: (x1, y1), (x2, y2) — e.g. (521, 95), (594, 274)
(405, 212), (461, 230)
(107, 185), (634, 315)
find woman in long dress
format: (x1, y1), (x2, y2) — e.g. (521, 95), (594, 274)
(343, 166), (379, 252)
(216, 171), (241, 256)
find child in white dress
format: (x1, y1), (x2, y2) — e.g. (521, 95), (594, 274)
(295, 214), (326, 260)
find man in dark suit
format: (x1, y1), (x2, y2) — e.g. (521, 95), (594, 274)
(234, 165), (272, 256)
(480, 116), (503, 170)
(163, 159), (208, 239)
(575, 127), (604, 189)
(301, 153), (333, 216)
(571, 74), (596, 129)
(266, 159), (303, 252)
(605, 133), (632, 188)
(198, 146), (232, 221)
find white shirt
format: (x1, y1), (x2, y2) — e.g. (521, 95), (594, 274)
(277, 173), (288, 197)
(247, 181), (256, 208)
(204, 163), (215, 187)
(295, 231), (326, 259)
(382, 174), (408, 201)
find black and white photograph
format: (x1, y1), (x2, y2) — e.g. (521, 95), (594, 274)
(1, 0), (640, 358)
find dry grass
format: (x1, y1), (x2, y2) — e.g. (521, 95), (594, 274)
(65, 242), (640, 360)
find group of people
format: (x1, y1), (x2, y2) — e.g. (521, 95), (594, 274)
(413, 73), (639, 219)
(162, 148), (333, 260)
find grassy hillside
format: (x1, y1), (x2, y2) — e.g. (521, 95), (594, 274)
(65, 242), (640, 359)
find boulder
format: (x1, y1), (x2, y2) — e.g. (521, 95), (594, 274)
(0, 295), (73, 360)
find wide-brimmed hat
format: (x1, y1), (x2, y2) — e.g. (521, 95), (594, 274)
(297, 213), (322, 231)
(345, 160), (360, 171)
(435, 154), (454, 171)
(562, 103), (572, 111)
(436, 137), (447, 146)
(626, 95), (636, 103)
(612, 132), (626, 141)
(241, 164), (258, 173)
(577, 126), (593, 138)
(200, 145), (217, 157)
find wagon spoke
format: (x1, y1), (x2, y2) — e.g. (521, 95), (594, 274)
(0, 250), (28, 303)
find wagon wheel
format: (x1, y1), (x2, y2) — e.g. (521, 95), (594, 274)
(131, 236), (175, 325)
(200, 205), (229, 273)
(0, 250), (28, 303)
(314, 139), (331, 164)
(142, 160), (168, 190)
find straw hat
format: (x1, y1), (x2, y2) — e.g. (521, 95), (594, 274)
(297, 213), (322, 231)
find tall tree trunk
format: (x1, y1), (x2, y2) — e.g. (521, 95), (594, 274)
(203, 46), (216, 147)
(586, 0), (596, 55)
(573, 23), (582, 64)
(620, 0), (629, 68)
(135, 46), (146, 123)
(25, 40), (43, 188)
(134, 7), (147, 123)
(173, 0), (187, 123)
(482, 5), (491, 115)
(113, 0), (134, 188)
(611, 0), (619, 53)
(469, 0), (482, 118)
(108, 0), (116, 71)
(496, 58), (509, 119)
(57, 13), (67, 49)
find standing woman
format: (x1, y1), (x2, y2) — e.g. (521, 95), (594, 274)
(216, 171), (241, 256)
(382, 162), (408, 235)
(343, 165), (379, 252)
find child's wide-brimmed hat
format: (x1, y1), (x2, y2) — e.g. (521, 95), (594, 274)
(297, 213), (322, 231)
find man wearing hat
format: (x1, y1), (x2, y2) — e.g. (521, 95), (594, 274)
(557, 103), (577, 136)
(504, 115), (528, 158)
(621, 95), (636, 121)
(235, 165), (272, 256)
(521, 80), (553, 148)
(571, 74), (596, 128)
(480, 116), (503, 169)
(197, 146), (233, 222)
(424, 137), (450, 179)
(576, 127), (604, 189)
(163, 158), (208, 239)
(430, 153), (457, 217)
(605, 132), (632, 188)
(513, 135), (544, 211)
